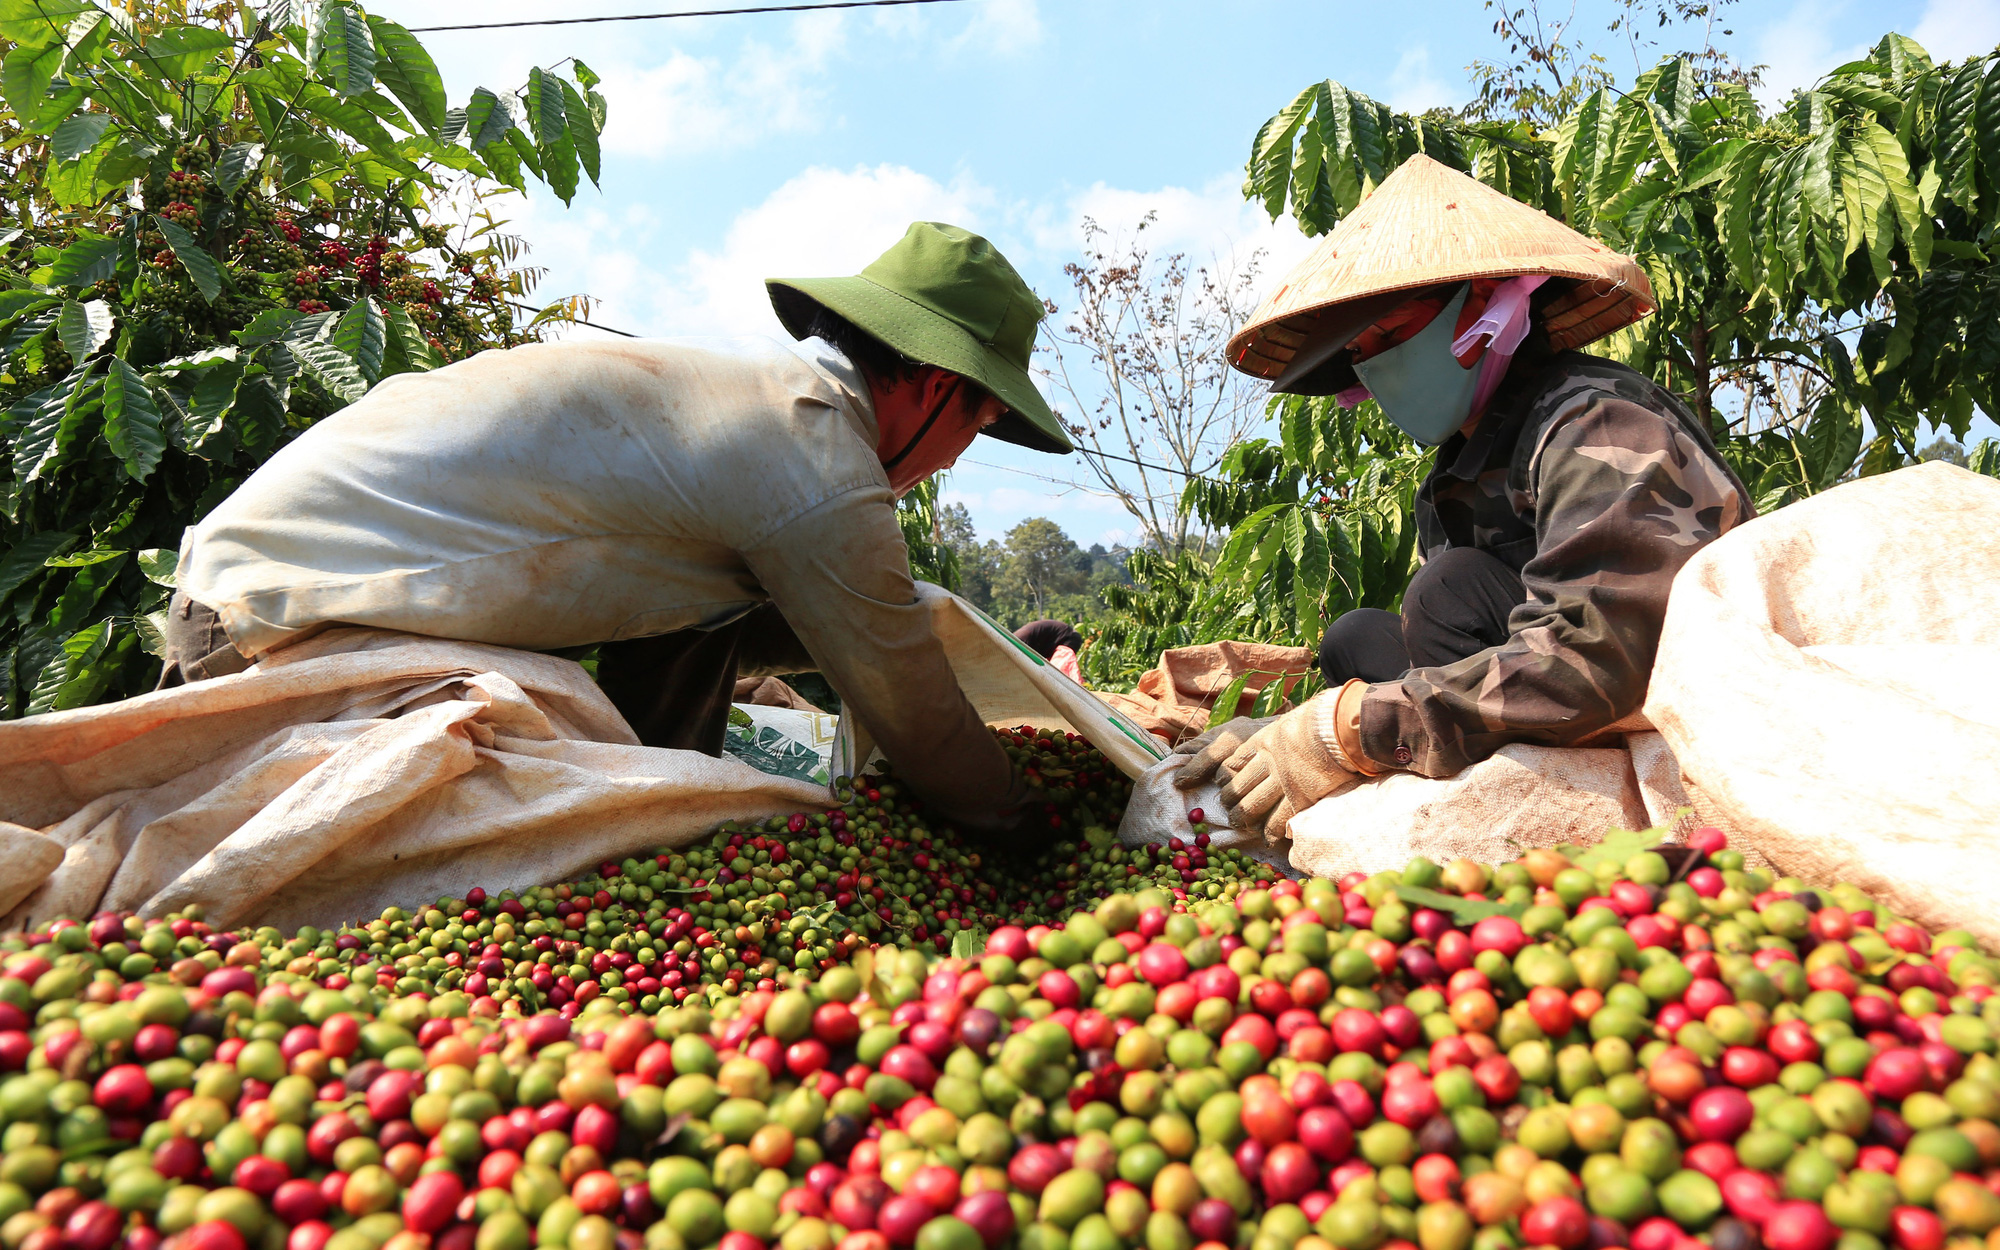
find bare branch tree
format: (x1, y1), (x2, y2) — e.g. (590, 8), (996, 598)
(1037, 215), (1269, 556)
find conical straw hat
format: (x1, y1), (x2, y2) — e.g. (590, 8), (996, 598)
(1228, 155), (1654, 387)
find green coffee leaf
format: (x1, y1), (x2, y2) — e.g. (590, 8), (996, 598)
(153, 218), (221, 303)
(0, 291), (56, 323)
(134, 24), (233, 80)
(137, 548), (178, 587)
(1394, 884), (1528, 923)
(18, 373), (99, 483)
(333, 296), (384, 383)
(135, 609), (170, 659)
(181, 358), (245, 454)
(382, 302), (439, 374)
(26, 619), (113, 714)
(55, 299), (113, 362)
(214, 141), (265, 196)
(298, 94), (416, 174)
(287, 337), (366, 403)
(0, 530), (75, 605)
(0, 40), (63, 123)
(316, 0), (373, 95)
(50, 113), (112, 162)
(236, 307), (303, 347)
(1566, 827), (1658, 873)
(560, 79), (601, 187)
(1204, 672), (1251, 731)
(103, 357), (167, 482)
(230, 371), (290, 454)
(463, 87), (516, 150)
(42, 546), (126, 568)
(0, 0), (93, 47)
(47, 234), (120, 288)
(367, 15), (445, 134)
(47, 552), (126, 636)
(525, 66), (567, 147)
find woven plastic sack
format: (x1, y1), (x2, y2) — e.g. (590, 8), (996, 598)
(1644, 462), (2000, 947)
(0, 628), (829, 933)
(835, 582), (1168, 782)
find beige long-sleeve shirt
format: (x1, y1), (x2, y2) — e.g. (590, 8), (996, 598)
(176, 335), (1014, 821)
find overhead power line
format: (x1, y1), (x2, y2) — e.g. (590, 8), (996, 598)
(410, 0), (973, 33)
(1073, 445), (1225, 482)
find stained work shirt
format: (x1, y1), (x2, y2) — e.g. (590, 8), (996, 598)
(177, 335), (1013, 819)
(1359, 352), (1755, 777)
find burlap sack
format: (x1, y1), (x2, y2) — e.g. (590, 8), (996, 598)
(732, 676), (823, 711)
(1644, 461), (2000, 947)
(1095, 641), (1315, 746)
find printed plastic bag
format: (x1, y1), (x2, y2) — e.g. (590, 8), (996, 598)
(723, 704), (841, 786)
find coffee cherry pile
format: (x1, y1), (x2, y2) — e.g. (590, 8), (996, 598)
(7, 773), (2000, 1250)
(237, 731), (1275, 1014)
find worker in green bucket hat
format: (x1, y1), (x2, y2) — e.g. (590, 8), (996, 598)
(166, 222), (1070, 838)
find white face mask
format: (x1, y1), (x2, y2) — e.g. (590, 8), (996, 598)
(1351, 285), (1492, 446)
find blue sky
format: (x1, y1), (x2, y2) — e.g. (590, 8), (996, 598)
(374, 0), (2000, 547)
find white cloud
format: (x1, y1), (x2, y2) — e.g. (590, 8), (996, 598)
(503, 164), (992, 339)
(368, 3), (856, 161)
(498, 161), (1315, 546)
(1752, 0), (1867, 106)
(1387, 45), (1457, 114)
(671, 164), (993, 336)
(1912, 0), (2000, 61)
(1027, 175), (1316, 308)
(596, 14), (849, 158)
(950, 0), (1043, 55)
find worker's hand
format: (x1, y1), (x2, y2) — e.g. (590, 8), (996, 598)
(1214, 694), (1366, 845)
(1171, 716), (1277, 788)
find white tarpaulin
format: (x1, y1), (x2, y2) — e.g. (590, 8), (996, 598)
(0, 584), (1164, 932)
(1644, 462), (2000, 947)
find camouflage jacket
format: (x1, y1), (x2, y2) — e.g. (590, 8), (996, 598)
(1357, 352), (1753, 777)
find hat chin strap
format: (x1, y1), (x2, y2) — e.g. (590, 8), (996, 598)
(881, 384), (955, 472)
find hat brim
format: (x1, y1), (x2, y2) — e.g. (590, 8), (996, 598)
(1228, 156), (1655, 383)
(1268, 287), (1437, 396)
(768, 276), (1072, 454)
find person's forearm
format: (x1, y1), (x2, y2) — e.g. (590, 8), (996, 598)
(741, 489), (1019, 827)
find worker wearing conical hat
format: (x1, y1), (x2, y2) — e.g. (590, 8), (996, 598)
(1178, 156), (1753, 843)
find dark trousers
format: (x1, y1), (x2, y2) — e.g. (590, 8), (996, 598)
(1318, 547), (1524, 685)
(161, 594), (809, 758)
(595, 604), (811, 755)
(158, 593), (255, 687)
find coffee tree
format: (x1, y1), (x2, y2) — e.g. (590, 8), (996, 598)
(0, 0), (609, 715)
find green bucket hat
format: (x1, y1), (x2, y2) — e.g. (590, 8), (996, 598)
(767, 222), (1072, 454)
